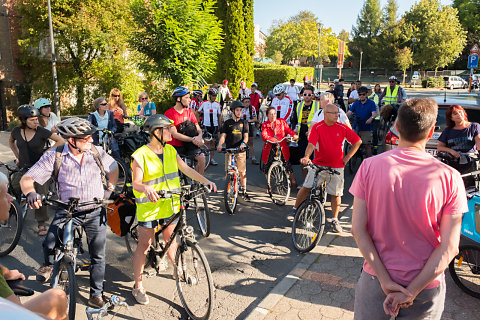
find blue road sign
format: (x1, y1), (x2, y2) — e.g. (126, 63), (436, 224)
(468, 54), (478, 69)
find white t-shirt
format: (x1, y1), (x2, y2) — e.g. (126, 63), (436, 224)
(285, 85), (300, 101)
(271, 96), (294, 124)
(349, 90), (359, 100)
(198, 100), (222, 127)
(239, 88), (251, 98)
(220, 86), (231, 100)
(45, 113), (59, 131)
(311, 107), (350, 125)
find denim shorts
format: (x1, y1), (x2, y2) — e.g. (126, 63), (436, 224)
(138, 215), (179, 229)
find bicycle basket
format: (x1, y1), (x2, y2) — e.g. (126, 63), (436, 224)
(107, 194), (136, 237)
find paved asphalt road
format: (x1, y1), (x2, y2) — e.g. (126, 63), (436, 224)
(0, 89), (477, 319)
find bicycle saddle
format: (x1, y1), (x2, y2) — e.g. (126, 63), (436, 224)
(7, 279), (34, 297)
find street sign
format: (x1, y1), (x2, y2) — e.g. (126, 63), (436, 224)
(471, 44), (479, 53)
(468, 54), (479, 69)
(413, 71), (419, 76)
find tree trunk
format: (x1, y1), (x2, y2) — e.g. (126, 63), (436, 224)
(75, 82), (86, 115)
(402, 70), (406, 86)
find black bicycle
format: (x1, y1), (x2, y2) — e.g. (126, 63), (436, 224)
(346, 116), (368, 174)
(42, 195), (113, 320)
(124, 184), (215, 320)
(0, 162), (29, 257)
(292, 164), (339, 253)
(265, 136), (292, 206)
(220, 147), (247, 215)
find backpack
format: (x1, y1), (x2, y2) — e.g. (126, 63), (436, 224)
(53, 145), (107, 190)
(106, 191), (136, 236)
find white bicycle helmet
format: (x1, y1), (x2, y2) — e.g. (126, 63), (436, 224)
(389, 76), (397, 81)
(57, 117), (97, 138)
(273, 84), (286, 95)
(208, 88), (219, 96)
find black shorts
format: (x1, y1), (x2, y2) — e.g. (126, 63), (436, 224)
(205, 126), (218, 140)
(174, 144), (201, 159)
(248, 123), (256, 137)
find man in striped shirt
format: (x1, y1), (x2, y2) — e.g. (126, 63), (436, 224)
(20, 117), (118, 309)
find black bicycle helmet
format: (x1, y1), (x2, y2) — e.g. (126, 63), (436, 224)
(56, 117), (97, 138)
(172, 87), (190, 98)
(17, 105), (40, 121)
(230, 100), (243, 111)
(143, 114), (174, 134)
(357, 86), (369, 94)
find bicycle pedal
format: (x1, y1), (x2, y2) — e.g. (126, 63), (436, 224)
(79, 264), (90, 271)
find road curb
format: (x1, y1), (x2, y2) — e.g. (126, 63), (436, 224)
(244, 232), (340, 320)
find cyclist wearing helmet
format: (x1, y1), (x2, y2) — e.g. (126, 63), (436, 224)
(347, 86), (377, 157)
(271, 84), (294, 126)
(378, 76), (405, 106)
(240, 95), (258, 164)
(165, 87), (206, 174)
(9, 105), (63, 235)
(131, 114), (216, 304)
(217, 101), (250, 200)
(20, 117), (118, 308)
(190, 90), (203, 113)
(34, 98), (59, 132)
(198, 88), (222, 166)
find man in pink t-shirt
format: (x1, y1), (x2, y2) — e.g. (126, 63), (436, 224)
(292, 104), (361, 232)
(350, 98), (467, 319)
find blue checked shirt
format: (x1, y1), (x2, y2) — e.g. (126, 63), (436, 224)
(26, 144), (117, 211)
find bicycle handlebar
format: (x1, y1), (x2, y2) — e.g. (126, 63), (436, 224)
(157, 184), (212, 198)
(265, 136), (293, 144)
(219, 147), (247, 154)
(42, 194), (113, 212)
(308, 163), (340, 175)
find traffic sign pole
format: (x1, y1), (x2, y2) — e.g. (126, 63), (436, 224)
(468, 44), (479, 92)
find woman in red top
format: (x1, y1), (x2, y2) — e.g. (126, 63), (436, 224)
(261, 107), (298, 187)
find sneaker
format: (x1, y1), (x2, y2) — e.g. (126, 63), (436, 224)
(210, 159), (218, 166)
(251, 157), (259, 165)
(243, 191), (251, 201)
(331, 220), (343, 233)
(88, 295), (107, 308)
(132, 286), (149, 305)
(36, 265), (53, 282)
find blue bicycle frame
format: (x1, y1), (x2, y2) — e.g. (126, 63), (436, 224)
(461, 194), (480, 246)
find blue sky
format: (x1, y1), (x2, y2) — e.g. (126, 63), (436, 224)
(254, 0), (453, 36)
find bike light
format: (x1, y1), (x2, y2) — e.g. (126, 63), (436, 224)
(385, 131), (399, 145)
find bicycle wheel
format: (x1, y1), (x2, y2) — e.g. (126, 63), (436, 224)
(115, 160), (127, 193)
(0, 200), (23, 257)
(223, 173), (238, 215)
(125, 218), (139, 256)
(193, 193), (211, 237)
(52, 261), (76, 320)
(449, 245), (480, 299)
(292, 199), (325, 253)
(267, 162), (290, 206)
(348, 149), (363, 175)
(175, 240), (215, 320)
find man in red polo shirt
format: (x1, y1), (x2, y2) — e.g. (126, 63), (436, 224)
(292, 104), (361, 232)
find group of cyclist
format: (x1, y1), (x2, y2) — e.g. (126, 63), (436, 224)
(1, 75), (417, 315)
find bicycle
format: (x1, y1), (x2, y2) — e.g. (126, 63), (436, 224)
(377, 103), (398, 151)
(42, 195), (113, 320)
(85, 295), (128, 320)
(346, 116), (368, 174)
(124, 184), (215, 320)
(291, 163), (339, 253)
(0, 162), (29, 257)
(219, 147), (247, 215)
(448, 168), (480, 299)
(265, 136), (292, 206)
(97, 128), (131, 193)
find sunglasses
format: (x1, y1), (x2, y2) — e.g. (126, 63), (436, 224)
(303, 93), (313, 97)
(389, 81), (396, 83)
(139, 98), (147, 101)
(100, 102), (108, 106)
(358, 93), (367, 96)
(112, 94), (120, 98)
(275, 94), (282, 97)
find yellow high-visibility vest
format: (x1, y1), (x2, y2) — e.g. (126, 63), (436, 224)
(296, 101), (319, 128)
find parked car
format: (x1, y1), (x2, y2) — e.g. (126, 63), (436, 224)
(383, 97), (480, 156)
(444, 76), (468, 90)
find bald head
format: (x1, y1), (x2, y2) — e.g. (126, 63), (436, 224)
(325, 104), (337, 112)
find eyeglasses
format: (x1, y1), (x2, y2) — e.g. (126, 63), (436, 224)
(330, 85), (334, 87)
(112, 94), (120, 98)
(100, 102), (108, 106)
(303, 93), (313, 97)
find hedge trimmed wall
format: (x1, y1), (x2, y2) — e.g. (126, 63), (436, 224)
(253, 65), (314, 93)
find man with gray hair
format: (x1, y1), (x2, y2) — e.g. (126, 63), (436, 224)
(350, 98), (467, 319)
(309, 92), (351, 134)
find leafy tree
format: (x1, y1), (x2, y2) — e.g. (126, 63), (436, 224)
(338, 30), (350, 42)
(452, 0), (480, 69)
(395, 47), (413, 85)
(402, 0), (467, 73)
(15, 0), (135, 114)
(383, 0), (398, 28)
(350, 0), (382, 68)
(130, 0), (223, 89)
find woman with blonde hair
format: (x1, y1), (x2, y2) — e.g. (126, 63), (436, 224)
(137, 92), (156, 119)
(109, 88), (128, 132)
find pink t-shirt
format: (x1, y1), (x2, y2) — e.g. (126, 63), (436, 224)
(349, 148), (467, 288)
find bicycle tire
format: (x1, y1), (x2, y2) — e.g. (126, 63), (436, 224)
(224, 173), (238, 215)
(125, 218), (139, 256)
(267, 162), (290, 206)
(0, 199), (23, 257)
(292, 199), (325, 253)
(348, 148), (363, 175)
(449, 245), (480, 299)
(52, 260), (77, 320)
(200, 145), (211, 172)
(115, 160), (127, 193)
(175, 240), (215, 320)
(193, 193), (211, 237)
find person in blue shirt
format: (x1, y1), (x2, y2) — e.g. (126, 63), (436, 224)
(346, 86), (377, 157)
(136, 92), (156, 119)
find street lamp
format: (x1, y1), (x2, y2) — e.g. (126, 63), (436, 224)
(47, 0), (60, 116)
(317, 23), (322, 89)
(358, 49), (363, 81)
(410, 37), (417, 88)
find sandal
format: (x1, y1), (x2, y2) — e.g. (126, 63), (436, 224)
(38, 225), (48, 236)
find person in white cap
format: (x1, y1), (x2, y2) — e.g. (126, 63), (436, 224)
(378, 76), (405, 106)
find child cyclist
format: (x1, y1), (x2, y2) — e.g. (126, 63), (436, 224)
(216, 101), (250, 200)
(131, 114), (217, 305)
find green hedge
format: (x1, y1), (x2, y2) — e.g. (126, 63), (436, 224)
(422, 76), (444, 88)
(253, 65), (314, 93)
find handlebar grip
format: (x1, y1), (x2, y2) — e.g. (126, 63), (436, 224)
(7, 279), (34, 297)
